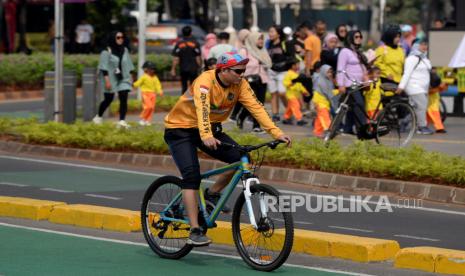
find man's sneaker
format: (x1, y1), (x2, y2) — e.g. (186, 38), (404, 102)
(296, 119), (308, 126)
(116, 120), (130, 129)
(252, 127), (265, 134)
(281, 119), (293, 125)
(416, 127), (434, 135)
(92, 115), (103, 125)
(138, 120), (147, 126)
(187, 228), (211, 246)
(204, 188), (231, 213)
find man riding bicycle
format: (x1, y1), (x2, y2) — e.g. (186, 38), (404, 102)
(164, 52), (291, 246)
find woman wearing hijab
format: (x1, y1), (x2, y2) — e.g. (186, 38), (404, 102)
(374, 25), (405, 85)
(335, 24), (348, 46)
(93, 31), (135, 128)
(201, 33), (217, 61)
(320, 33), (341, 72)
(397, 39), (434, 135)
(236, 31), (272, 133)
(336, 30), (369, 135)
(312, 64), (335, 137)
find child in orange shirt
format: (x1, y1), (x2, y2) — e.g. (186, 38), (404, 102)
(133, 61), (163, 126)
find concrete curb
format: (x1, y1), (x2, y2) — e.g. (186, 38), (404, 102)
(395, 247), (465, 275)
(2, 140), (465, 206)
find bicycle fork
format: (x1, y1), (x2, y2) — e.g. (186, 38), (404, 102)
(242, 177), (268, 229)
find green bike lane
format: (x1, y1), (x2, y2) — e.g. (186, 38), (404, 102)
(0, 223), (346, 276)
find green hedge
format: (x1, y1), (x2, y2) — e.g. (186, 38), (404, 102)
(1, 117), (465, 187)
(109, 96), (180, 115)
(0, 53), (172, 88)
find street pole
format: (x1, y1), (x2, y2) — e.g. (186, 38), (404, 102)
(225, 0), (235, 32)
(251, 0), (259, 32)
(54, 0), (64, 122)
(137, 0), (147, 100)
(274, 3), (281, 26)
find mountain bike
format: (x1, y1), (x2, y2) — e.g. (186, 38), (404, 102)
(324, 71), (417, 147)
(141, 140), (294, 272)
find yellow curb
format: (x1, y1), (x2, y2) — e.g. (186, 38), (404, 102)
(49, 204), (141, 232)
(0, 196), (66, 220)
(293, 229), (400, 262)
(395, 247), (465, 275)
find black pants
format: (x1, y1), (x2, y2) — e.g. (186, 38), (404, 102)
(238, 80), (267, 128)
(164, 127), (242, 190)
(180, 71), (198, 95)
(98, 90), (129, 120)
(342, 88), (366, 133)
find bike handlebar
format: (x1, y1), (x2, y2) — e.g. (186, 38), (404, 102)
(337, 70), (374, 89)
(220, 140), (286, 153)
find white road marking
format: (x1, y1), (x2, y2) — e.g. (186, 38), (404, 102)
(2, 155), (465, 217)
(275, 218), (313, 225)
(0, 222), (375, 276)
(40, 188), (74, 193)
(84, 194), (122, 200)
(328, 226), (374, 233)
(0, 182), (28, 187)
(394, 234), (440, 242)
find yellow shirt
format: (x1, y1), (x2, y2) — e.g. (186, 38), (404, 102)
(304, 34), (322, 68)
(283, 70), (308, 100)
(364, 79), (382, 112)
(164, 70), (283, 140)
(133, 73), (163, 94)
(374, 45), (405, 83)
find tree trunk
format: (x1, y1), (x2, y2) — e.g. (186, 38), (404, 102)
(243, 0), (252, 29)
(16, 0), (31, 54)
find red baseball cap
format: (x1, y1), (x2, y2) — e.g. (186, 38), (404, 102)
(216, 51), (249, 69)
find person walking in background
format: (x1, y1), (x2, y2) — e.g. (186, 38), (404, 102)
(133, 61), (163, 126)
(320, 33), (341, 72)
(267, 24), (295, 122)
(74, 19), (94, 54)
(397, 39), (434, 135)
(236, 31), (272, 133)
(400, 24), (415, 55)
(312, 64), (335, 137)
(315, 19), (328, 46)
(208, 32), (234, 59)
(281, 59), (309, 126)
(375, 25), (405, 86)
(171, 26), (202, 94)
(298, 21), (321, 77)
(336, 30), (369, 135)
(93, 31), (135, 128)
(335, 24), (348, 46)
(204, 57), (217, 71)
(201, 33), (217, 62)
(229, 29), (250, 122)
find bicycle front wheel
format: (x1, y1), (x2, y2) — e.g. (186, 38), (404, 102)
(232, 184), (294, 272)
(141, 176), (193, 259)
(375, 102), (416, 147)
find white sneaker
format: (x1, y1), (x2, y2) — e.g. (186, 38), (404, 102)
(92, 115), (103, 124)
(116, 120), (130, 129)
(145, 121), (152, 126)
(138, 120), (147, 126)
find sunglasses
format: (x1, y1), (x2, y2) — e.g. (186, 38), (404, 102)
(230, 68), (246, 75)
(116, 36), (124, 39)
(354, 35), (363, 39)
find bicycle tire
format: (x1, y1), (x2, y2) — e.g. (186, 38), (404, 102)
(375, 102), (416, 147)
(231, 183), (294, 272)
(141, 175), (193, 259)
(323, 107), (346, 145)
(440, 98), (447, 122)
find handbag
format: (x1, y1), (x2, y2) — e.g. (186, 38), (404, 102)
(246, 74), (261, 83)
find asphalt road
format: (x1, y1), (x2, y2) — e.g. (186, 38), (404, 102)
(1, 153), (465, 252)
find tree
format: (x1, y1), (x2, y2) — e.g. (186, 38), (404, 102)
(384, 0), (424, 25)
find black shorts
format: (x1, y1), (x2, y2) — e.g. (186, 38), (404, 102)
(164, 125), (242, 189)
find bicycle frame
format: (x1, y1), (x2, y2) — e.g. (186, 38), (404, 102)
(158, 155), (264, 229)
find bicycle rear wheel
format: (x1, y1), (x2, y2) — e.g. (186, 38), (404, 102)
(232, 184), (294, 272)
(375, 102), (416, 147)
(141, 176), (193, 259)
